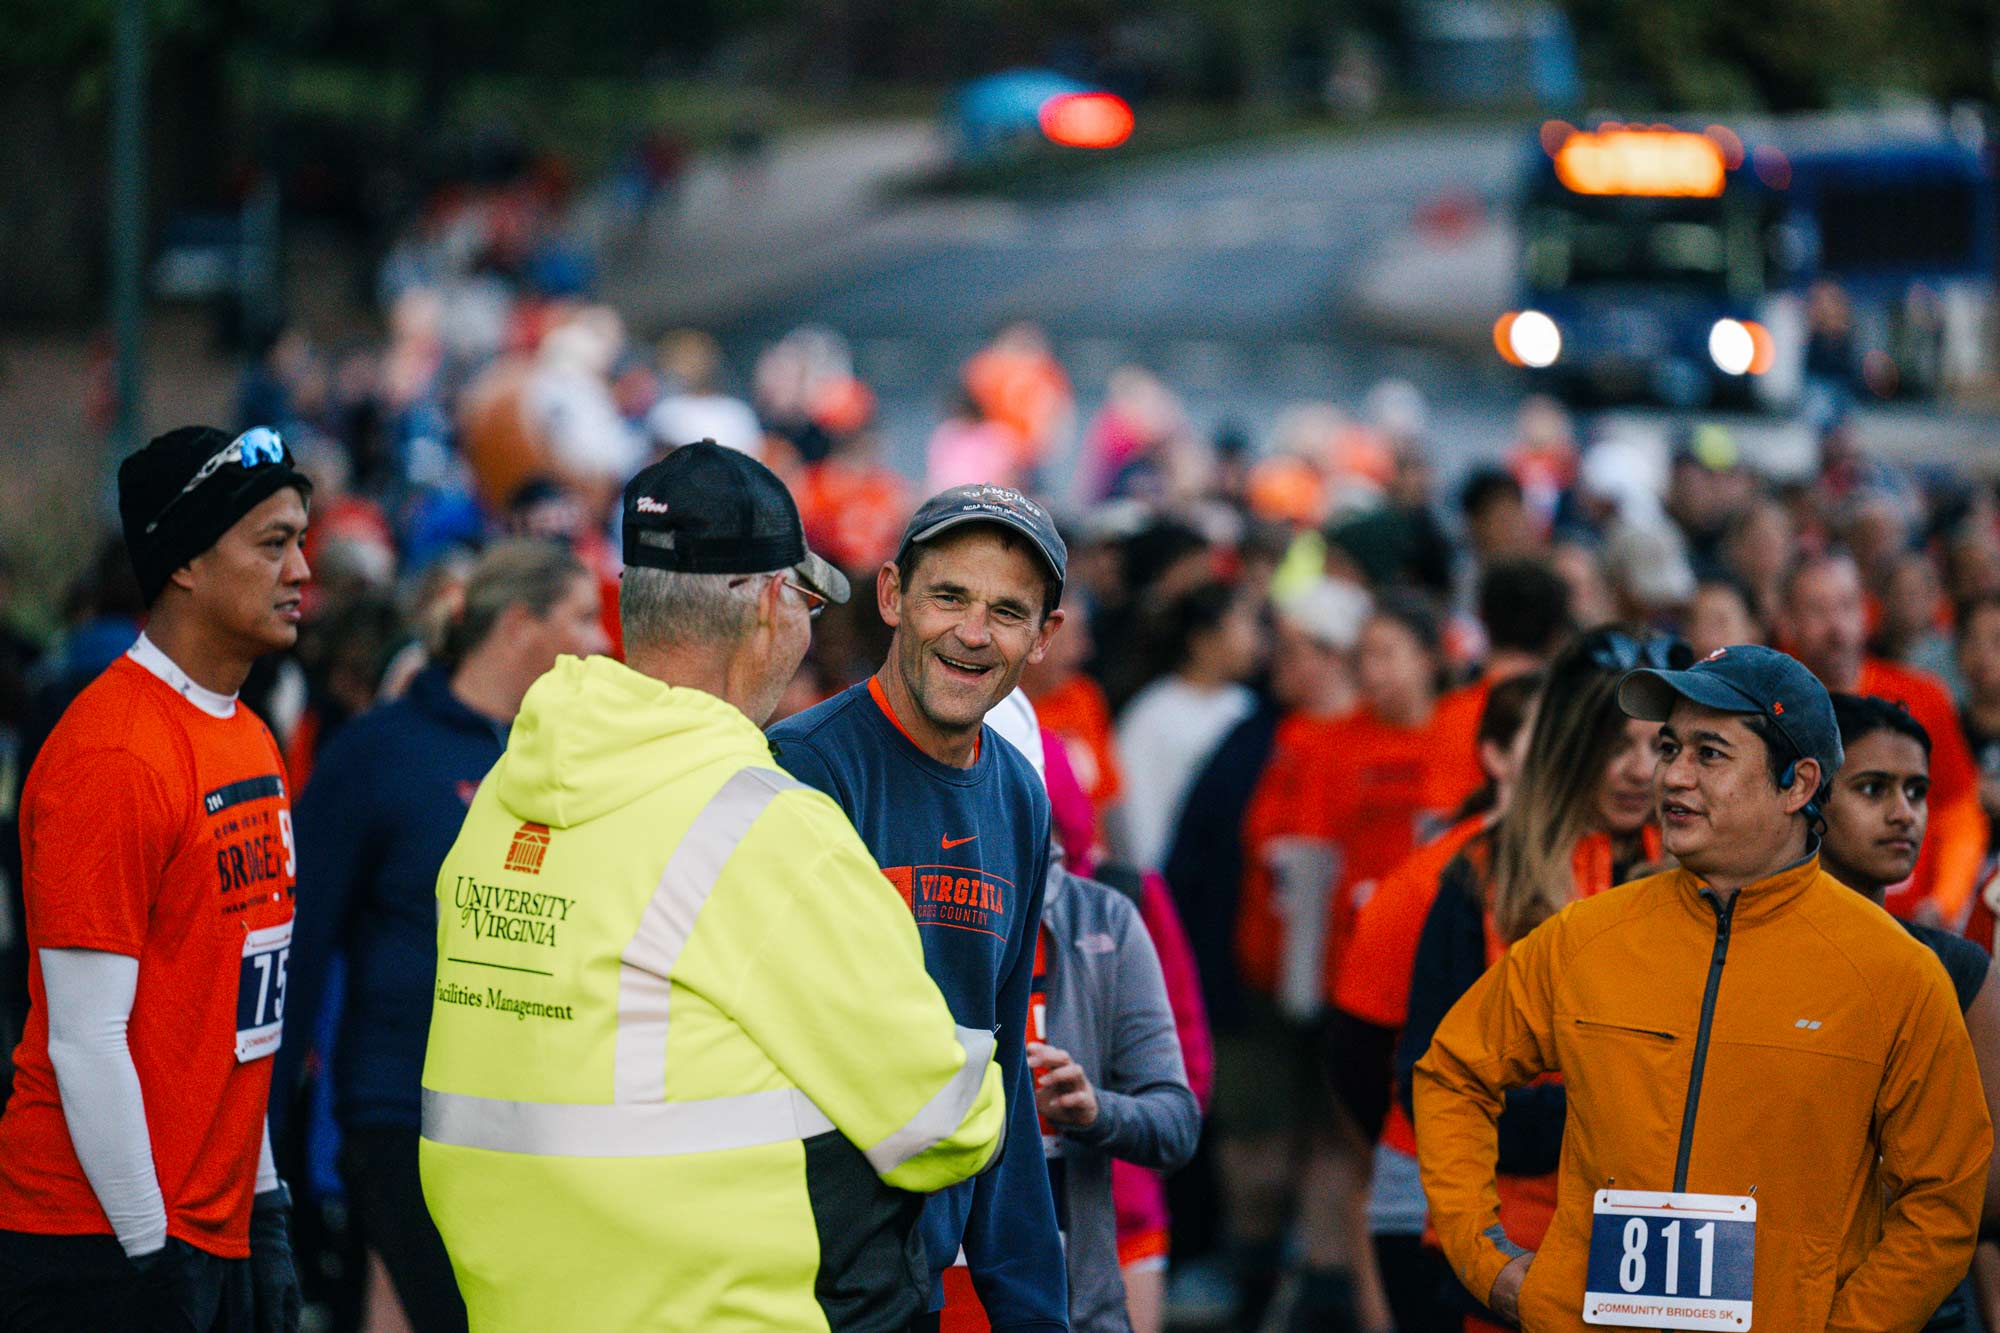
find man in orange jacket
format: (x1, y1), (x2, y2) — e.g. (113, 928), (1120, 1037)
(1415, 644), (1990, 1332)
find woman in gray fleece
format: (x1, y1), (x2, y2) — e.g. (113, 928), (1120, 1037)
(1028, 862), (1204, 1332)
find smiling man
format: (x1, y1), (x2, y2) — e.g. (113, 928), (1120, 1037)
(1414, 644), (1990, 1332)
(0, 427), (311, 1332)
(772, 484), (1069, 1332)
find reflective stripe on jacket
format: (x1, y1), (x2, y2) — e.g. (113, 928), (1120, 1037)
(419, 655), (1004, 1332)
(1415, 855), (1990, 1333)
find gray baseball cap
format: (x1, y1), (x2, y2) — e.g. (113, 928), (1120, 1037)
(896, 484), (1067, 608)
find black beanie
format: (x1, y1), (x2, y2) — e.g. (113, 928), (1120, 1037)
(118, 426), (313, 605)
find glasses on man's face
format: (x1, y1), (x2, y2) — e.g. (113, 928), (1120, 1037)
(145, 427), (288, 535)
(730, 573), (826, 620)
(1585, 629), (1694, 673)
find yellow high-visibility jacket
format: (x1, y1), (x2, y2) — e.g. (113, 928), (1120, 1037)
(419, 655), (1004, 1332)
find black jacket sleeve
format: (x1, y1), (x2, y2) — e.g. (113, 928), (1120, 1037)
(1394, 856), (1565, 1178)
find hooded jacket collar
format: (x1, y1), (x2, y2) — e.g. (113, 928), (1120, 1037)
(491, 654), (771, 829)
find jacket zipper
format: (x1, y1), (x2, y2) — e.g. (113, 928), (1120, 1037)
(1672, 888), (1737, 1192)
(1574, 1018), (1677, 1041)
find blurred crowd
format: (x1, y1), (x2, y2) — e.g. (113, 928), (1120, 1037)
(8, 224), (2000, 1329)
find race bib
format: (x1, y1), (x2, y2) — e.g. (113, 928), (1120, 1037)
(1583, 1189), (1755, 1329)
(234, 921), (292, 1062)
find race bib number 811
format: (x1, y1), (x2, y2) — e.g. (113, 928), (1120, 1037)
(1583, 1189), (1755, 1329)
(234, 921), (292, 1063)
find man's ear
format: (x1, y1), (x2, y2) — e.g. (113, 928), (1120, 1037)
(756, 572), (786, 627)
(1785, 757), (1823, 816)
(877, 562), (904, 630)
(1025, 608), (1066, 667)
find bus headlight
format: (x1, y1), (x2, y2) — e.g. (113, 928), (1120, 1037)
(1709, 319), (1754, 375)
(1708, 318), (1773, 376)
(1499, 310), (1561, 369)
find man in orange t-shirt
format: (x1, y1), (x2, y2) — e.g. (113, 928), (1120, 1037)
(1428, 559), (1570, 811)
(1784, 551), (1988, 922)
(0, 427), (310, 1332)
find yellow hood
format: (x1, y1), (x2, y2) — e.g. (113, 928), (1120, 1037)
(490, 654), (770, 829)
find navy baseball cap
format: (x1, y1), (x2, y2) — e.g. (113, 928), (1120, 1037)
(896, 484), (1068, 608)
(1618, 643), (1843, 789)
(622, 441), (849, 604)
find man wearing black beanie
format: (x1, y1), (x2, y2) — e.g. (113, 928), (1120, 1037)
(0, 426), (311, 1332)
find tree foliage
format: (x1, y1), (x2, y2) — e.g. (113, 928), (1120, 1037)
(1561, 0), (1996, 110)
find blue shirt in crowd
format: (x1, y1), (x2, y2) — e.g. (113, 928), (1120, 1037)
(272, 666), (508, 1143)
(772, 679), (1066, 1331)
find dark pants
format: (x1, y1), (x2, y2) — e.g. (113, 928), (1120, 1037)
(338, 1126), (467, 1333)
(904, 1313), (940, 1332)
(1373, 1234), (1461, 1333)
(0, 1230), (251, 1332)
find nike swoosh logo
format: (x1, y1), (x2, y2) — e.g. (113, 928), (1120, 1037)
(941, 835), (977, 849)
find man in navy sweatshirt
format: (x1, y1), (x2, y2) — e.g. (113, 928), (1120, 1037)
(773, 485), (1070, 1332)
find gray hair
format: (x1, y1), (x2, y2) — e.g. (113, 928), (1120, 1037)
(619, 566), (762, 650)
(437, 538), (590, 666)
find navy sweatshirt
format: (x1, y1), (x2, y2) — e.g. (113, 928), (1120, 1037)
(272, 667), (507, 1142)
(772, 680), (1066, 1330)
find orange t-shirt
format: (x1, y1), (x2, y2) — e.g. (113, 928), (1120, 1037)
(963, 345), (1071, 472)
(0, 656), (296, 1257)
(1335, 814), (1490, 1030)
(1858, 657), (1989, 923)
(1238, 709), (1456, 1008)
(1028, 674), (1125, 812)
(1426, 681), (1493, 815)
(1336, 813), (1489, 1157)
(794, 459), (912, 572)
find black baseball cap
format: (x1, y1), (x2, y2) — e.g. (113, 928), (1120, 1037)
(896, 484), (1067, 608)
(1618, 643), (1844, 790)
(621, 441), (849, 604)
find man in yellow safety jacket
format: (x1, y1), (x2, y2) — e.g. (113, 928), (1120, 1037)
(419, 443), (1007, 1332)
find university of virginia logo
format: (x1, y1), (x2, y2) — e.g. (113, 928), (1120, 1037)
(505, 822), (551, 875)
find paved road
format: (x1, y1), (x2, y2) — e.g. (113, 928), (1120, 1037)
(615, 119), (1998, 488)
(624, 121), (1526, 484)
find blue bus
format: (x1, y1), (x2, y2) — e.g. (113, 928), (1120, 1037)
(1497, 115), (1996, 409)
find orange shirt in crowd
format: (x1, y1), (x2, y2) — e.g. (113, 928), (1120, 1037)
(1857, 657), (1988, 923)
(963, 343), (1071, 474)
(456, 356), (543, 513)
(0, 656), (296, 1257)
(1425, 680), (1493, 815)
(1336, 812), (1490, 1157)
(1028, 674), (1125, 813)
(793, 458), (912, 573)
(1337, 814), (1491, 1033)
(1238, 708), (1456, 1012)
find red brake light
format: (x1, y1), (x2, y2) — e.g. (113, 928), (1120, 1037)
(1039, 93), (1134, 150)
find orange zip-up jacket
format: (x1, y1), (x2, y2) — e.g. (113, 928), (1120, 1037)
(1415, 855), (1990, 1333)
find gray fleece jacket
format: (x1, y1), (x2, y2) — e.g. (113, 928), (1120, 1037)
(1040, 869), (1202, 1333)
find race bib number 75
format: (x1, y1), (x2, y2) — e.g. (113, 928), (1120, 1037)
(1583, 1189), (1755, 1329)
(234, 921), (292, 1062)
